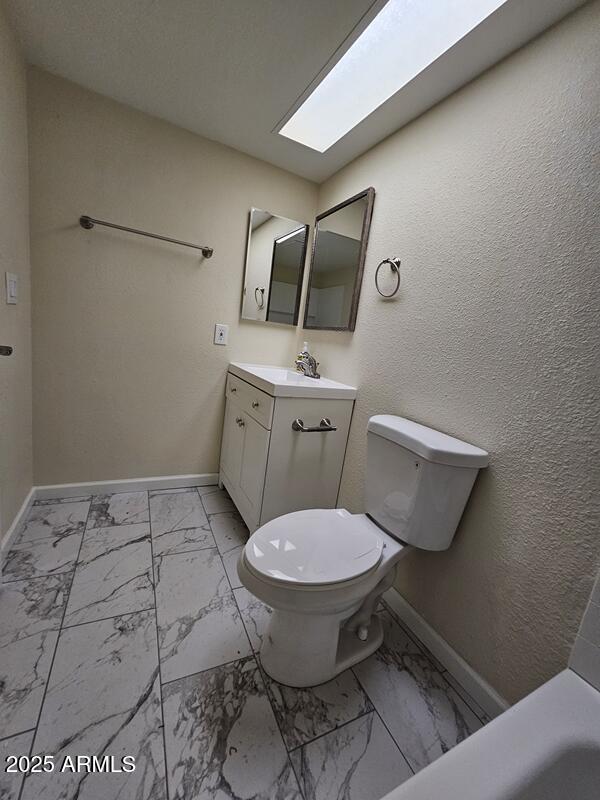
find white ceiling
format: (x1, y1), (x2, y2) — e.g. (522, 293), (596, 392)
(4, 0), (587, 182)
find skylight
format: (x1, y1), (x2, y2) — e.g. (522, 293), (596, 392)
(279, 0), (507, 153)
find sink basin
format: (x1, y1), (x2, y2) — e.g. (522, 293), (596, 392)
(229, 363), (357, 399)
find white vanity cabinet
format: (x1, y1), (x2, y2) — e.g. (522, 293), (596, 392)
(219, 363), (356, 532)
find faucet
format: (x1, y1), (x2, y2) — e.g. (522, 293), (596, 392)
(295, 342), (320, 379)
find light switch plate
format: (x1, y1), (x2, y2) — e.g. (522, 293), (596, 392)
(214, 323), (229, 345)
(5, 272), (18, 304)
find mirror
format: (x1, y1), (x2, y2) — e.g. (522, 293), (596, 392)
(241, 209), (309, 326)
(303, 188), (375, 331)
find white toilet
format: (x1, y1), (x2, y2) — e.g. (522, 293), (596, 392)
(238, 414), (488, 687)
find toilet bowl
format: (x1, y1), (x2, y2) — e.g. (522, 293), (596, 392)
(238, 414), (488, 688)
(238, 508), (410, 686)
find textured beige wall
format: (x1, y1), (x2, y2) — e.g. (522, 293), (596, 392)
(304, 2), (600, 702)
(28, 68), (317, 484)
(0, 6), (33, 540)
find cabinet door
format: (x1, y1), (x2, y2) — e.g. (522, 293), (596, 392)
(260, 397), (354, 525)
(238, 412), (270, 520)
(220, 399), (244, 485)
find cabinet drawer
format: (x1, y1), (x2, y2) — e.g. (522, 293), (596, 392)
(226, 373), (274, 429)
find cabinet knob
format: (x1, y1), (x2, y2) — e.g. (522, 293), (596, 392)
(252, 401), (260, 408)
(235, 416), (245, 427)
(230, 386), (237, 393)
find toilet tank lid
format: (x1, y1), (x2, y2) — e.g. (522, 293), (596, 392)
(368, 415), (489, 468)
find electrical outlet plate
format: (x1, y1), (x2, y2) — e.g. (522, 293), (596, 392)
(214, 323), (229, 345)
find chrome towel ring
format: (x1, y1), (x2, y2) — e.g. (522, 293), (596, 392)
(375, 258), (401, 298)
(254, 287), (265, 308)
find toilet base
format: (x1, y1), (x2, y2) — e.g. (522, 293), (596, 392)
(238, 523), (411, 689)
(335, 614), (383, 675)
(260, 609), (384, 688)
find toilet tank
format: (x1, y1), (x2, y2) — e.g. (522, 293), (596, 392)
(365, 415), (489, 551)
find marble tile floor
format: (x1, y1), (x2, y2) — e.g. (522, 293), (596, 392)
(1, 486), (487, 800)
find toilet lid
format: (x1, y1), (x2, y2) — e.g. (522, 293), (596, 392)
(245, 509), (383, 586)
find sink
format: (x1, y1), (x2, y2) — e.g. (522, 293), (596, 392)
(228, 363), (357, 399)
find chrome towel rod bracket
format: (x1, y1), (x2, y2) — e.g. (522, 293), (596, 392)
(79, 215), (213, 258)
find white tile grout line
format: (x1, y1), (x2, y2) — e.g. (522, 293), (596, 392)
(59, 606), (156, 632)
(0, 728), (36, 745)
(350, 664), (416, 777)
(158, 654), (258, 688)
(1, 567), (75, 585)
(146, 490), (171, 800)
(198, 487), (307, 797)
(10, 494), (228, 797)
(8, 494), (167, 799)
(197, 487), (256, 667)
(16, 498), (92, 800)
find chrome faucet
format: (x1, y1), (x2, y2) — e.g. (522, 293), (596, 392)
(295, 342), (320, 379)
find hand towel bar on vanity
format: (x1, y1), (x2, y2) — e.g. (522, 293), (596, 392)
(218, 363), (357, 533)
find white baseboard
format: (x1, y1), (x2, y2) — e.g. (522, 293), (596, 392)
(1, 487), (36, 575)
(34, 473), (219, 500)
(384, 587), (509, 720)
(0, 474), (218, 578)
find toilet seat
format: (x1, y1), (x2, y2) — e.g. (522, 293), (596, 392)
(244, 508), (383, 588)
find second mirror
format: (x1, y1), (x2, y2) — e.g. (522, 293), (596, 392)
(304, 188), (375, 331)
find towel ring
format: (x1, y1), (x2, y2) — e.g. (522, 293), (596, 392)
(254, 286), (265, 308)
(375, 258), (401, 298)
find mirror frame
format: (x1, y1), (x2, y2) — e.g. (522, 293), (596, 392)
(303, 187), (375, 332)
